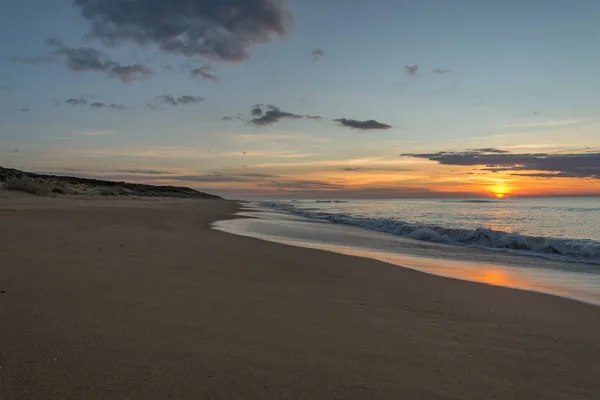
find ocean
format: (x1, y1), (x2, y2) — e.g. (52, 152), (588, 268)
(213, 197), (600, 305)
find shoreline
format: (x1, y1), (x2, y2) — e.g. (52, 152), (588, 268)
(2, 194), (600, 399)
(215, 203), (600, 307)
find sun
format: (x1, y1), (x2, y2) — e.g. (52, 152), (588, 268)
(490, 184), (511, 199)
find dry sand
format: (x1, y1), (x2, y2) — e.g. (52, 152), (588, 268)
(1, 193), (599, 399)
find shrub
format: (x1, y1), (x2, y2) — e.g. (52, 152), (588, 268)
(98, 186), (122, 196)
(3, 176), (52, 196)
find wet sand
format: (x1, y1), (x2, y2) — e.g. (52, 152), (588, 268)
(1, 193), (599, 399)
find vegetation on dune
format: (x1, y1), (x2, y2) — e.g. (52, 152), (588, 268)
(0, 166), (222, 199)
(3, 176), (52, 196)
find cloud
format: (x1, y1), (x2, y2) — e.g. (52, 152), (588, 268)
(114, 169), (175, 175)
(155, 173), (280, 183)
(222, 113), (245, 121)
(151, 94), (205, 108)
(262, 179), (343, 190)
(334, 118), (392, 130)
(470, 148), (510, 154)
(249, 104), (303, 126)
(190, 65), (220, 81)
(312, 49), (325, 61)
(0, 85), (10, 90)
(402, 149), (600, 179)
(498, 119), (584, 129)
(19, 39), (152, 82)
(74, 0), (292, 62)
(90, 101), (127, 110)
(433, 68), (451, 74)
(251, 105), (265, 116)
(76, 129), (119, 136)
(20, 108), (30, 112)
(65, 97), (88, 106)
(63, 97), (127, 110)
(404, 64), (418, 77)
(110, 64), (153, 82)
(305, 115), (322, 120)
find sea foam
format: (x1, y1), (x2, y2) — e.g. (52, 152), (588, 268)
(261, 201), (600, 264)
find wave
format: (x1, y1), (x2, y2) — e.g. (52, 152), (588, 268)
(443, 199), (501, 203)
(260, 201), (600, 264)
(314, 200), (349, 203)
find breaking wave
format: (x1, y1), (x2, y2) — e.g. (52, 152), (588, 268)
(261, 201), (600, 264)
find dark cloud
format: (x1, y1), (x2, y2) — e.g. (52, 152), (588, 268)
(305, 115), (322, 120)
(249, 104), (302, 126)
(65, 97), (88, 106)
(190, 65), (220, 81)
(402, 150), (600, 179)
(90, 101), (127, 110)
(433, 68), (451, 74)
(312, 49), (325, 61)
(334, 118), (392, 130)
(20, 108), (30, 112)
(251, 105), (264, 116)
(151, 94), (205, 108)
(19, 39), (152, 83)
(110, 64), (153, 82)
(74, 0), (292, 62)
(404, 64), (419, 77)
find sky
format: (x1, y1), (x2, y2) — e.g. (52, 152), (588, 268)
(1, 0), (599, 199)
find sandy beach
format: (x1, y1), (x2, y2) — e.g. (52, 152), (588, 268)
(1, 193), (599, 399)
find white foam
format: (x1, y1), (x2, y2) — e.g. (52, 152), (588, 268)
(261, 201), (600, 265)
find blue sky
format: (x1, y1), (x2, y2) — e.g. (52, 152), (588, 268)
(1, 0), (599, 198)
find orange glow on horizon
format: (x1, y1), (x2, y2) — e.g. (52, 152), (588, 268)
(490, 183), (511, 198)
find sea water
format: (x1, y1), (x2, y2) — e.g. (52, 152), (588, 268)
(212, 198), (600, 305)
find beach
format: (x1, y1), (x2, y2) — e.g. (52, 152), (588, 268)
(1, 193), (600, 399)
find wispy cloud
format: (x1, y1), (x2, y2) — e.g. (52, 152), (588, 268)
(498, 119), (586, 129)
(190, 65), (220, 81)
(312, 49), (325, 61)
(63, 97), (127, 110)
(75, 129), (120, 136)
(433, 68), (451, 74)
(18, 39), (153, 83)
(404, 64), (419, 77)
(236, 134), (329, 143)
(149, 94), (204, 108)
(90, 101), (127, 110)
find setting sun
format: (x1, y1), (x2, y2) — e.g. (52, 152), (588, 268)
(490, 184), (511, 199)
